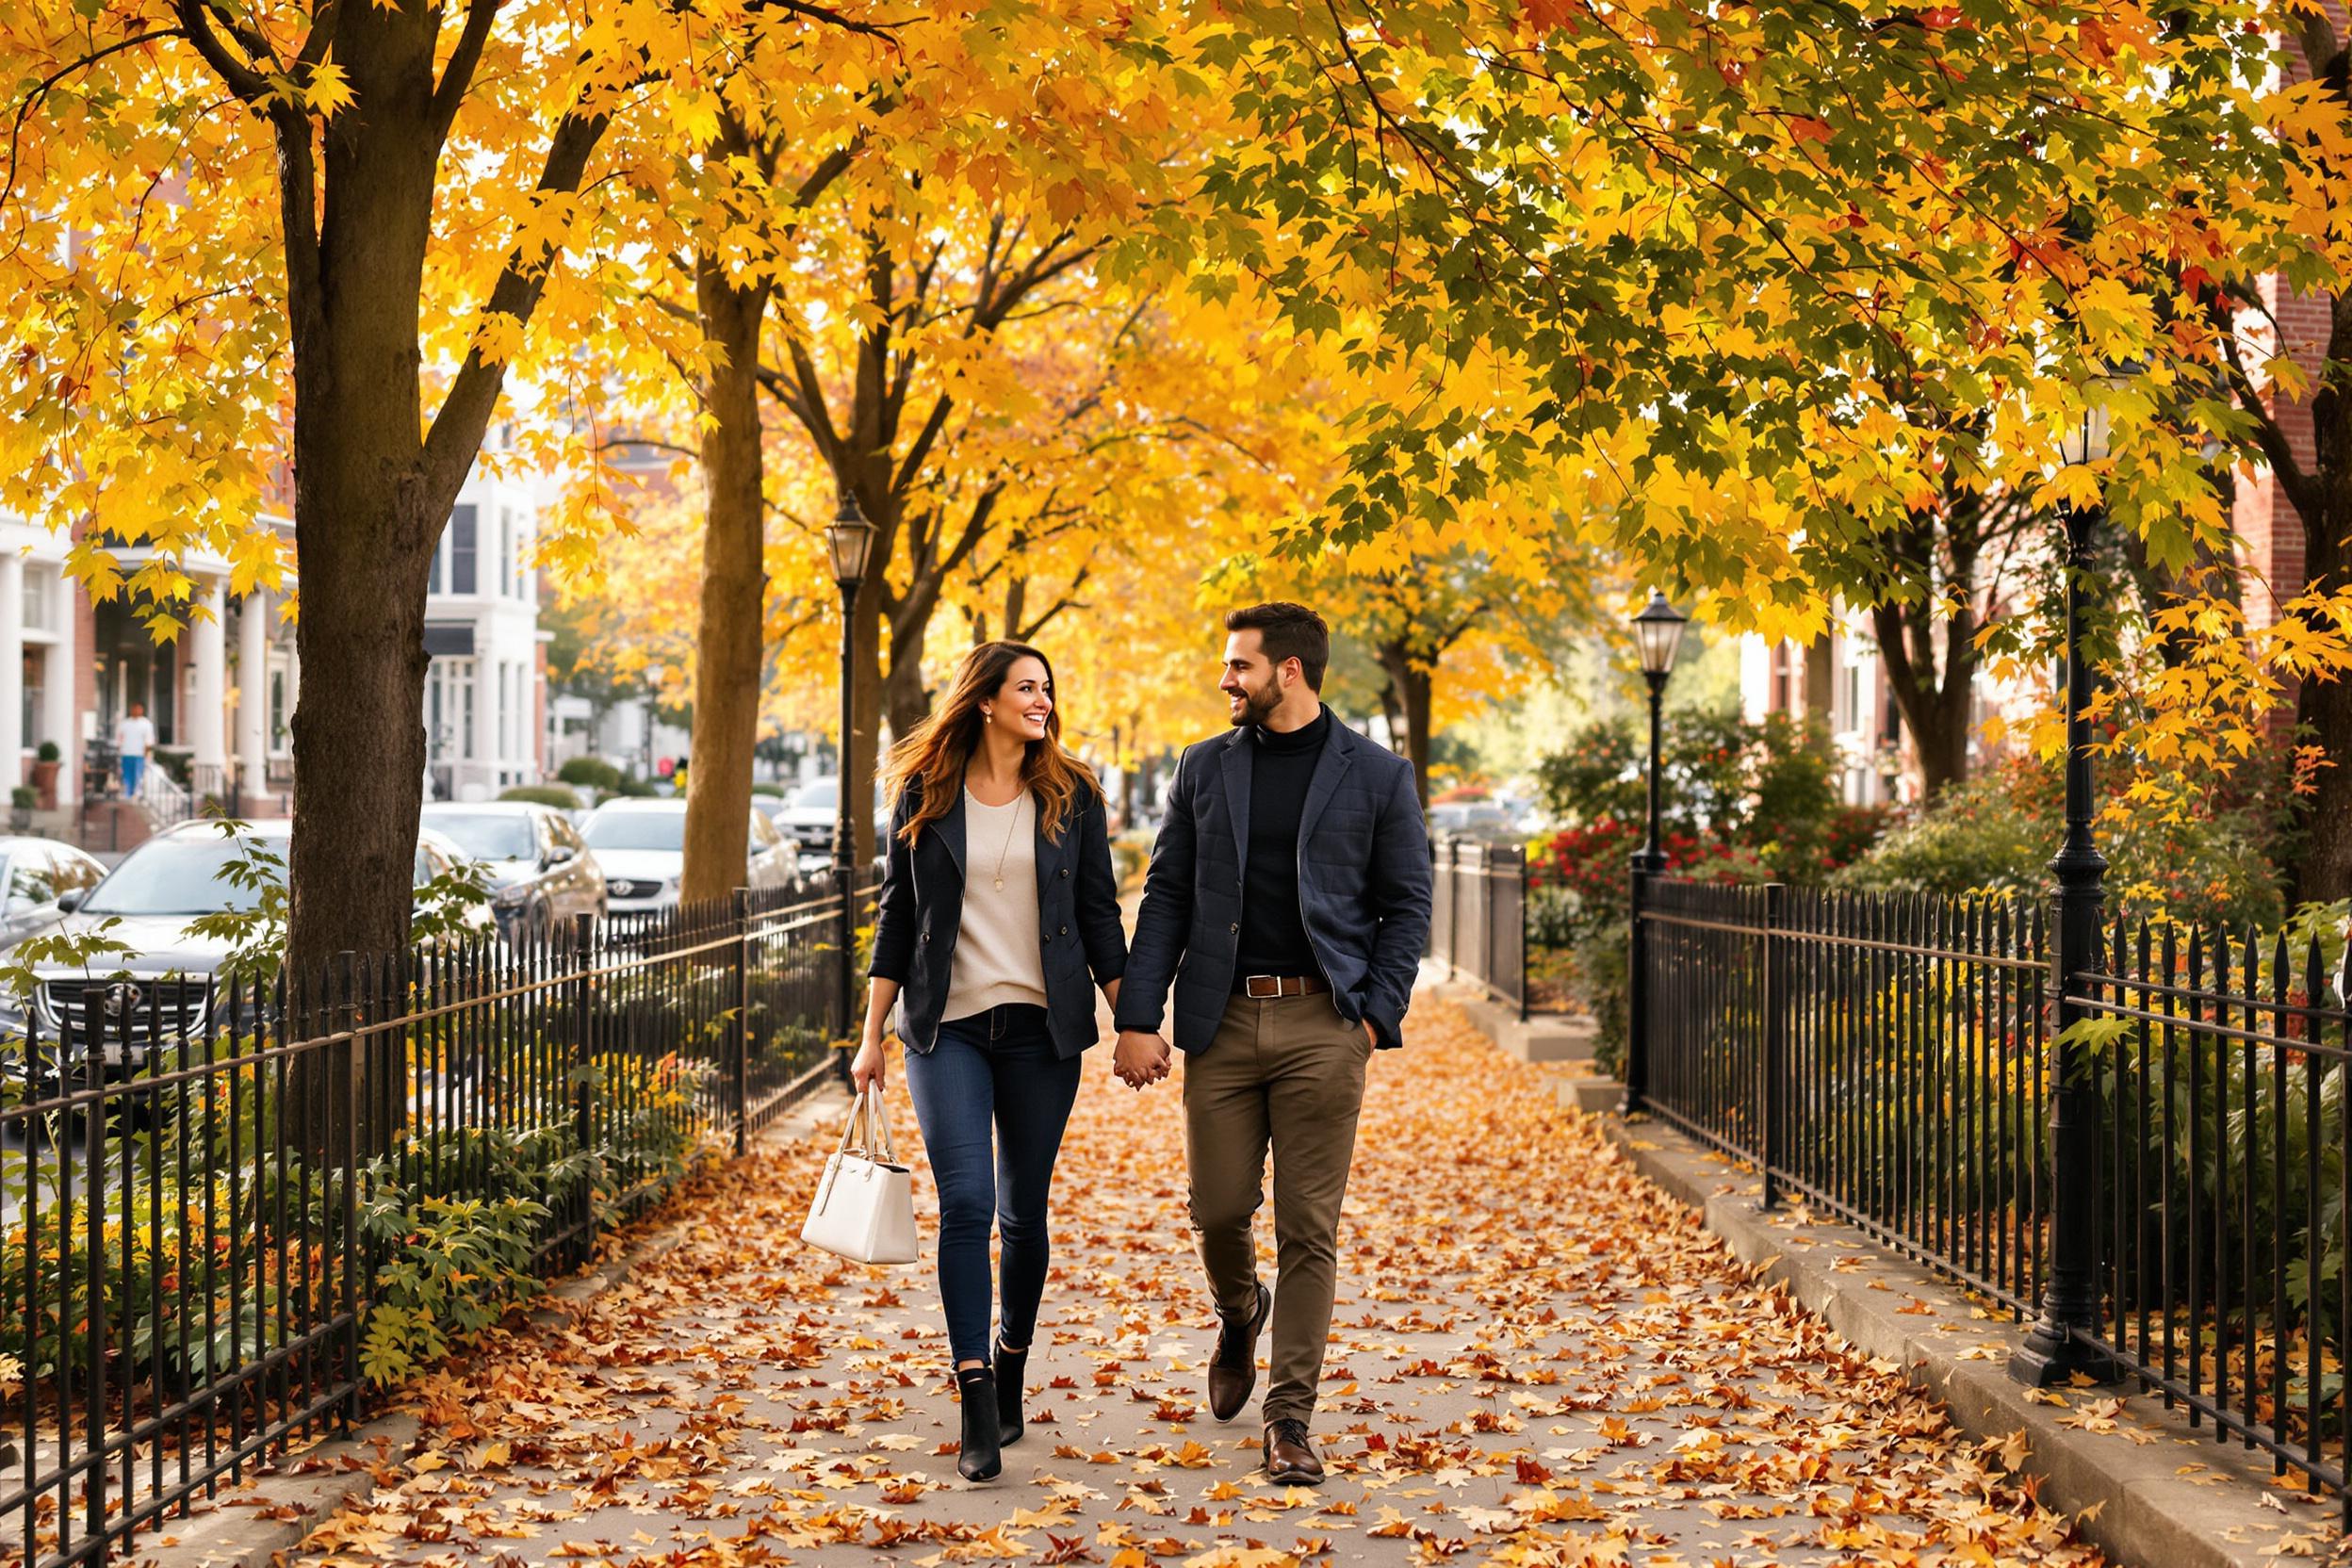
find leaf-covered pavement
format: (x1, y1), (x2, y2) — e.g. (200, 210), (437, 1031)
(267, 1000), (2115, 1568)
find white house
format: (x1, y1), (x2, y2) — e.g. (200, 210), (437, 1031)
(423, 470), (550, 802)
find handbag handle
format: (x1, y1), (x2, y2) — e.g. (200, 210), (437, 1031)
(834, 1083), (899, 1166)
(862, 1084), (899, 1165)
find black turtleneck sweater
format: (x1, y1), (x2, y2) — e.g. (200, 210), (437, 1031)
(1234, 709), (1331, 981)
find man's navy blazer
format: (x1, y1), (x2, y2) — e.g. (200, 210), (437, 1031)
(866, 779), (1127, 1058)
(1116, 709), (1433, 1054)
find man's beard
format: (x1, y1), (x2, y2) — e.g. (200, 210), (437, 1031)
(1227, 678), (1282, 727)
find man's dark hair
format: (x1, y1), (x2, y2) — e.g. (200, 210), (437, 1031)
(1226, 601), (1330, 692)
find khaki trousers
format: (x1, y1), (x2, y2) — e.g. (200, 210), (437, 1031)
(1182, 991), (1371, 1427)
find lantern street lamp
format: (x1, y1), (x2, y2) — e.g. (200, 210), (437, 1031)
(1621, 589), (1687, 1119)
(2012, 369), (2125, 1389)
(826, 494), (876, 1079)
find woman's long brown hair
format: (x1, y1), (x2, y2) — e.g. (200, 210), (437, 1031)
(881, 641), (1102, 846)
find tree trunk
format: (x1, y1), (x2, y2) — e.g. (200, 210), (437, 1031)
(1377, 642), (1433, 807)
(1870, 600), (1976, 801)
(679, 253), (771, 906)
(844, 579), (882, 869)
(883, 606), (933, 741)
(2294, 331), (2352, 906)
(284, 9), (451, 973)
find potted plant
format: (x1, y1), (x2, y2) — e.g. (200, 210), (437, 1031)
(28, 741), (59, 810)
(9, 785), (35, 830)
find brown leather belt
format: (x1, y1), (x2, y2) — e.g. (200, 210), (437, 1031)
(1235, 973), (1330, 1000)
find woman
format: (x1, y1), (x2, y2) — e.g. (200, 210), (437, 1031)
(852, 641), (1127, 1483)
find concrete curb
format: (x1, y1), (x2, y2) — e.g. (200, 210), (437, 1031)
(1594, 1108), (2348, 1568)
(1436, 982), (1595, 1065)
(119, 1088), (847, 1568)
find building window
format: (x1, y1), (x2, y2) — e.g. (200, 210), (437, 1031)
(269, 660), (290, 754)
(449, 505), (478, 596)
(498, 509), (514, 598)
(428, 658), (478, 761)
(21, 567), (50, 633)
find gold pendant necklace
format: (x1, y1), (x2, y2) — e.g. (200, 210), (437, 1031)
(989, 792), (1021, 891)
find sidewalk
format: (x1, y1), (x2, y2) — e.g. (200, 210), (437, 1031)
(209, 999), (2124, 1568)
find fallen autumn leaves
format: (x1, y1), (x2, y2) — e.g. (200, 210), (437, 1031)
(242, 1000), (2119, 1568)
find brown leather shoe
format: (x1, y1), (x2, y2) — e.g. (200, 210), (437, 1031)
(1207, 1282), (1271, 1422)
(1264, 1418), (1323, 1485)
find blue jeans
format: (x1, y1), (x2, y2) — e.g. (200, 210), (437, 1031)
(903, 1003), (1082, 1367)
(119, 755), (144, 796)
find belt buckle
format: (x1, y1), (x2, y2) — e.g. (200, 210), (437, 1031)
(1244, 974), (1280, 1000)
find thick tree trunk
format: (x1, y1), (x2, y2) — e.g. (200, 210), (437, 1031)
(285, 10), (448, 974)
(679, 255), (771, 906)
(1377, 643), (1433, 807)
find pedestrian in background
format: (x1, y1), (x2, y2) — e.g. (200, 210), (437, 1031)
(114, 702), (155, 798)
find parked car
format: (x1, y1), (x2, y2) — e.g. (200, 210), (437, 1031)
(1428, 798), (1522, 840)
(0, 836), (106, 944)
(422, 802), (606, 942)
(580, 798), (800, 913)
(775, 776), (841, 856)
(0, 820), (495, 1085)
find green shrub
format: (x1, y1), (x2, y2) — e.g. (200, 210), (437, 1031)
(1838, 754), (2283, 930)
(556, 756), (623, 792)
(358, 1120), (596, 1385)
(1526, 708), (1887, 1074)
(35, 741), (58, 763)
(750, 781), (786, 798)
(499, 783), (580, 808)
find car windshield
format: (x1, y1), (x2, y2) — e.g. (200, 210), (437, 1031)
(424, 812), (537, 859)
(791, 779), (837, 810)
(84, 835), (278, 916)
(582, 812), (684, 852)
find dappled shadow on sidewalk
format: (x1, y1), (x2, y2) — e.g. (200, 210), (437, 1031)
(280, 999), (2110, 1567)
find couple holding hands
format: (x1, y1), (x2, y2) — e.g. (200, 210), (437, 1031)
(850, 601), (1433, 1485)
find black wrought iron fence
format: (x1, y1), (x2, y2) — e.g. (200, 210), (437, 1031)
(1634, 878), (2352, 1512)
(0, 874), (871, 1568)
(1429, 837), (1527, 1019)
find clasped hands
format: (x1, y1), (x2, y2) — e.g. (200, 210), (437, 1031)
(1112, 1028), (1172, 1090)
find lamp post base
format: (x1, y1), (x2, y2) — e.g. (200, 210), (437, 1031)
(2007, 1318), (2118, 1388)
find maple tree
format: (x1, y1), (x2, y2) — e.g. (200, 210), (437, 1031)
(0, 0), (884, 967)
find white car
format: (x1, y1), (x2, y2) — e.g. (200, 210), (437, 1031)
(580, 798), (800, 912)
(774, 776), (841, 856)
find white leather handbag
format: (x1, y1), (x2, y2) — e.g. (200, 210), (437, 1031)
(800, 1085), (919, 1266)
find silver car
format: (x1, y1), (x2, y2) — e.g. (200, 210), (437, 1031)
(580, 799), (799, 912)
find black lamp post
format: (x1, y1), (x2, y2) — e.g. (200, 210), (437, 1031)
(1620, 589), (1687, 1118)
(826, 495), (876, 1073)
(2011, 380), (2122, 1389)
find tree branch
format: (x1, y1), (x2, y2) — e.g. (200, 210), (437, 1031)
(431, 0), (505, 147)
(422, 100), (617, 489)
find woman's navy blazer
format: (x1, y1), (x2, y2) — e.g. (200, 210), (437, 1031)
(866, 777), (1128, 1057)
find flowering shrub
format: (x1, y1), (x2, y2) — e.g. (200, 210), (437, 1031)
(1524, 711), (1887, 1072)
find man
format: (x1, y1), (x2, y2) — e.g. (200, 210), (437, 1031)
(1113, 602), (1431, 1485)
(115, 702), (155, 798)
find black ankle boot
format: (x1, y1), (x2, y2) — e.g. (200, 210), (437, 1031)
(956, 1368), (1003, 1482)
(994, 1343), (1028, 1446)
